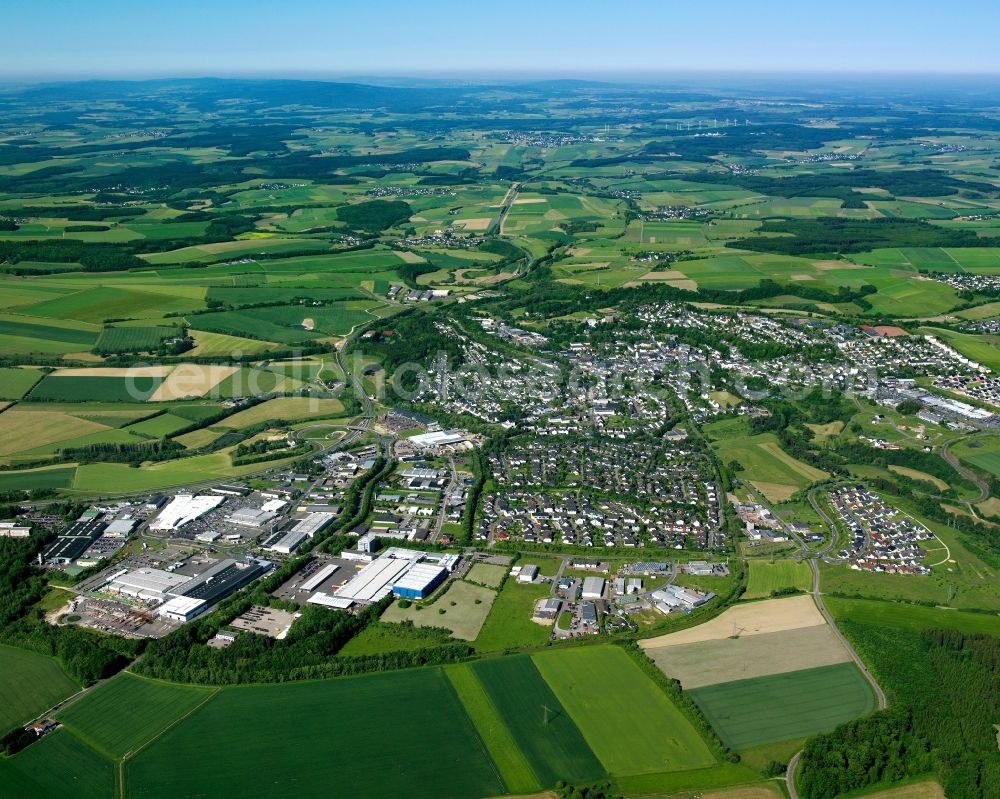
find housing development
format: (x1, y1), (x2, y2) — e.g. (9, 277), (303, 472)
(0, 65), (997, 799)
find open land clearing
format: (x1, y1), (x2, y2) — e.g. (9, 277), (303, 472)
(382, 579), (497, 640)
(466, 562), (508, 588)
(745, 560), (813, 599)
(639, 595), (825, 648)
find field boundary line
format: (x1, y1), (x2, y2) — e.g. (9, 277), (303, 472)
(440, 667), (508, 794)
(119, 685), (221, 782)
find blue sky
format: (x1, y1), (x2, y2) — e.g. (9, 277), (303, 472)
(3, 0), (998, 81)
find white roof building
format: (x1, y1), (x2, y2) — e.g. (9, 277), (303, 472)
(149, 495), (224, 531)
(157, 595), (206, 622)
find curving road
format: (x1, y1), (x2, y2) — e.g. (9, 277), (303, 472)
(940, 437), (989, 504)
(787, 558), (887, 799)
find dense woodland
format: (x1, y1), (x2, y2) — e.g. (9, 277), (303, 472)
(798, 626), (1000, 799)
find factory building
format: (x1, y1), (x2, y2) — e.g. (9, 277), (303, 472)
(582, 576), (606, 599)
(227, 507), (278, 528)
(43, 518), (107, 565)
(104, 558), (269, 622)
(149, 495), (225, 531)
(290, 513), (333, 538)
(392, 563), (447, 600)
(157, 596), (207, 622)
(267, 529), (309, 554)
(335, 548), (459, 604)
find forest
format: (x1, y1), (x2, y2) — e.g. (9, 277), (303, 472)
(797, 626), (1000, 799)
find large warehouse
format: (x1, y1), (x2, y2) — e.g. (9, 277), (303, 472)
(334, 548), (459, 604)
(391, 562), (447, 600)
(102, 557), (269, 623)
(149, 495), (225, 531)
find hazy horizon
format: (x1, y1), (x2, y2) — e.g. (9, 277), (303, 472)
(4, 0), (999, 81)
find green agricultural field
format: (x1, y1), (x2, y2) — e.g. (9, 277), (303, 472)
(0, 645), (78, 736)
(473, 577), (553, 653)
(124, 668), (504, 799)
(532, 646), (716, 775)
(446, 663), (541, 794)
(708, 419), (828, 502)
(28, 375), (163, 402)
(689, 662), (875, 750)
(745, 560), (813, 599)
(824, 597), (1000, 636)
(471, 655), (605, 786)
(0, 728), (116, 799)
(0, 316), (98, 355)
(0, 465), (77, 490)
(57, 673), (216, 760)
(22, 286), (201, 324)
(0, 366), (46, 399)
(951, 436), (1000, 477)
(95, 326), (182, 354)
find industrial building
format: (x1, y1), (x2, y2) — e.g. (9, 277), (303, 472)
(107, 568), (190, 601)
(149, 495), (225, 531)
(392, 562), (447, 600)
(266, 529), (309, 554)
(103, 557), (270, 623)
(517, 565), (539, 583)
(0, 522), (31, 538)
(581, 576), (606, 599)
(334, 548), (459, 604)
(227, 507), (278, 528)
(104, 519), (137, 536)
(43, 518), (107, 565)
(290, 513), (333, 538)
(158, 596), (206, 622)
(651, 584), (715, 614)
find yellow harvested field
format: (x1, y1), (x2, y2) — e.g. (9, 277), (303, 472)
(452, 218), (492, 231)
(976, 497), (1000, 519)
(393, 250), (426, 263)
(217, 397), (345, 429)
(50, 365), (174, 378)
(702, 787), (785, 799)
(640, 595), (825, 649)
(148, 364), (238, 402)
(888, 465), (948, 491)
(0, 409), (108, 457)
(640, 270), (685, 280)
(644, 625), (851, 689)
(847, 783), (945, 799)
(512, 198), (547, 204)
(750, 481), (798, 503)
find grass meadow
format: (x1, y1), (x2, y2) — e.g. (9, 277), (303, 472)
(0, 644), (78, 736)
